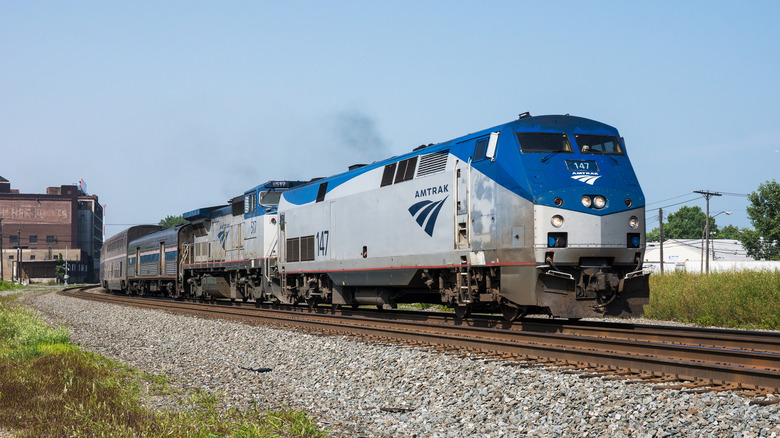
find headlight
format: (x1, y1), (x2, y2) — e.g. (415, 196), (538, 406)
(629, 216), (639, 229)
(551, 215), (564, 228)
(594, 196), (607, 209)
(625, 198), (633, 207)
(581, 196), (592, 208)
(554, 197), (563, 206)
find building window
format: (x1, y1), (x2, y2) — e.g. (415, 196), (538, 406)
(8, 255), (13, 260)
(9, 235), (18, 244)
(29, 235), (38, 244)
(30, 255), (35, 260)
(46, 235), (55, 243)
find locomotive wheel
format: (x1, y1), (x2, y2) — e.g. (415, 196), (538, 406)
(454, 304), (471, 319)
(500, 301), (527, 322)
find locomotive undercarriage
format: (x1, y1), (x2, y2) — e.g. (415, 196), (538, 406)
(537, 255), (650, 319)
(118, 260), (647, 322)
(281, 266), (520, 319)
(183, 264), (282, 306)
(278, 258), (648, 321)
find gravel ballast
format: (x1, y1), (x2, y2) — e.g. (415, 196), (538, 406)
(19, 289), (780, 437)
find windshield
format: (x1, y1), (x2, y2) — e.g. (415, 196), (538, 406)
(259, 191), (282, 205)
(516, 133), (572, 153)
(574, 134), (624, 155)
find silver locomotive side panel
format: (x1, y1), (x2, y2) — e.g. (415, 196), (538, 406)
(279, 152), (460, 287)
(186, 209), (244, 266)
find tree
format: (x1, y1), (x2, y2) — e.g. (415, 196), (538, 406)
(740, 179), (780, 260)
(662, 206), (719, 240)
(647, 227), (660, 242)
(646, 206), (726, 242)
(715, 224), (745, 240)
(55, 254), (65, 283)
(158, 215), (187, 228)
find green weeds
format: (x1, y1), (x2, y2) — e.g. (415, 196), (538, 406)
(0, 281), (24, 292)
(644, 269), (780, 329)
(0, 293), (328, 437)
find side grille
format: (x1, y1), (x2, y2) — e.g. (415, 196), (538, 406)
(286, 238), (300, 262)
(300, 235), (315, 261)
(416, 150), (449, 177)
(286, 236), (315, 262)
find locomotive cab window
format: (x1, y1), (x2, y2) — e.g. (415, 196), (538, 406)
(574, 134), (624, 155)
(473, 139), (488, 161)
(243, 194), (256, 214)
(260, 191), (282, 205)
(516, 133), (572, 154)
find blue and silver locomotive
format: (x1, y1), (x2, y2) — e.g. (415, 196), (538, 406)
(101, 113), (649, 320)
(276, 113), (649, 319)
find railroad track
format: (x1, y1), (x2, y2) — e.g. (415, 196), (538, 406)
(61, 286), (780, 402)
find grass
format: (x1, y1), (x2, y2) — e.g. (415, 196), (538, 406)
(0, 292), (328, 438)
(0, 281), (25, 292)
(644, 269), (780, 330)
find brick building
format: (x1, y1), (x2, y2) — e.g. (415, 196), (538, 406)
(0, 177), (103, 283)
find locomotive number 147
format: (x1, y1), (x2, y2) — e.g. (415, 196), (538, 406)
(316, 230), (329, 257)
(565, 160), (599, 171)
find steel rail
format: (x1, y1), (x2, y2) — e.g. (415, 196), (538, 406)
(62, 288), (780, 392)
(279, 305), (780, 354)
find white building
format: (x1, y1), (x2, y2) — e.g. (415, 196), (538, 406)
(644, 239), (780, 273)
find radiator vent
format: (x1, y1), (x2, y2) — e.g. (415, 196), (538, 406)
(416, 150), (449, 177)
(300, 235), (315, 261)
(286, 236), (315, 262)
(286, 238), (300, 262)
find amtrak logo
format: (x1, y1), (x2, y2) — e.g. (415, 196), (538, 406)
(217, 228), (229, 250)
(571, 173), (601, 185)
(408, 196), (449, 236)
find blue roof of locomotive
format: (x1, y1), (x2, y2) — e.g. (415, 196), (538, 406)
(183, 180), (311, 221)
(182, 205), (229, 221)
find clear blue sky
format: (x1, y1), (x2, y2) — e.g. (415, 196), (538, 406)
(2, 1), (778, 237)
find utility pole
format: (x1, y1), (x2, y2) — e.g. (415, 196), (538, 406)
(693, 190), (722, 274)
(658, 208), (664, 274)
(16, 228), (21, 283)
(712, 239), (717, 261)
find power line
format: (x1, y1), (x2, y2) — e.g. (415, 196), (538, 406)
(653, 196), (704, 210)
(646, 193), (700, 207)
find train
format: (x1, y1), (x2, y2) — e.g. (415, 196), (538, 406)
(100, 113), (650, 320)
